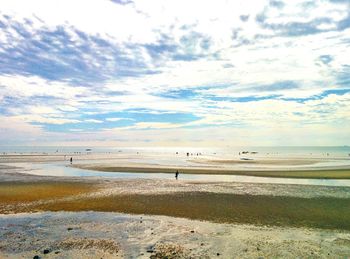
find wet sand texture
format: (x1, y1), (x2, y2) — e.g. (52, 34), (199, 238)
(4, 190), (348, 230)
(75, 164), (350, 179)
(0, 181), (96, 204)
(1, 212), (350, 258)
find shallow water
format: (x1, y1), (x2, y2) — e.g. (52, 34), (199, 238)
(7, 162), (350, 187)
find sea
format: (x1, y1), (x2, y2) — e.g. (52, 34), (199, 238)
(1, 146), (350, 157)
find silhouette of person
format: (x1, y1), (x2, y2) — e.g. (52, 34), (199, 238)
(70, 157), (73, 164)
(175, 170), (179, 180)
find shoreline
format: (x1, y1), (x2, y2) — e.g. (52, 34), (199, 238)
(2, 152), (350, 179)
(73, 164), (350, 179)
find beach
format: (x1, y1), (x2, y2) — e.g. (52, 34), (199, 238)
(3, 0), (350, 257)
(2, 212), (350, 258)
(1, 150), (350, 258)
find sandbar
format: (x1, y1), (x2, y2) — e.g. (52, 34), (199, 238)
(74, 164), (350, 179)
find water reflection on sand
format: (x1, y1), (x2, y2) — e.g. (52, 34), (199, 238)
(8, 162), (350, 187)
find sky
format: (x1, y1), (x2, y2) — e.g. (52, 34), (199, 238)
(0, 0), (349, 147)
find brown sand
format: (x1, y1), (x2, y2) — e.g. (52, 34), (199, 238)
(0, 181), (96, 204)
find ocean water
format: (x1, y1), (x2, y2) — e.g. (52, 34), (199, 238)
(1, 146), (350, 157)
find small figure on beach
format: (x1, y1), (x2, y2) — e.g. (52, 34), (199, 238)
(175, 170), (179, 180)
(70, 157), (73, 164)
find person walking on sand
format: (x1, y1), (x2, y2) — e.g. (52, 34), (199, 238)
(175, 170), (179, 180)
(70, 157), (73, 164)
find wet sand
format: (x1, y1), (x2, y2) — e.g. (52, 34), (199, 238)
(1, 157), (350, 257)
(192, 158), (325, 165)
(3, 152), (350, 179)
(74, 164), (350, 179)
(1, 211), (350, 258)
(13, 191), (350, 230)
(0, 181), (96, 204)
(0, 174), (349, 231)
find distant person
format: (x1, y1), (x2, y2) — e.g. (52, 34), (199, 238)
(175, 170), (179, 180)
(70, 157), (73, 164)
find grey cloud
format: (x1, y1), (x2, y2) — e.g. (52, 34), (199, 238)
(269, 0), (285, 9)
(0, 15), (158, 85)
(240, 15), (250, 22)
(319, 55), (333, 65)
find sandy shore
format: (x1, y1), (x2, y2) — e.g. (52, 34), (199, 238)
(1, 156), (350, 257)
(1, 212), (350, 258)
(1, 166), (350, 230)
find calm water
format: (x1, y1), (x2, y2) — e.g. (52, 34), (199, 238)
(9, 162), (350, 187)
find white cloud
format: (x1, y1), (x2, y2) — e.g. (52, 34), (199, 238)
(0, 116), (43, 143)
(1, 0), (157, 44)
(58, 105), (79, 112)
(84, 119), (104, 123)
(105, 117), (134, 122)
(263, 0), (349, 24)
(120, 122), (183, 130)
(0, 0), (349, 145)
(0, 116), (42, 133)
(105, 118), (123, 122)
(0, 75), (87, 100)
(13, 115), (80, 125)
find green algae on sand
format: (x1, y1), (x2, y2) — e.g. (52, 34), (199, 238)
(30, 192), (350, 231)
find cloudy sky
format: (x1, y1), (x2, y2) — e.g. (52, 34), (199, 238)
(0, 0), (349, 147)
